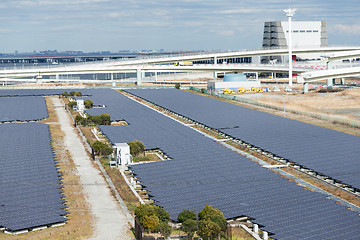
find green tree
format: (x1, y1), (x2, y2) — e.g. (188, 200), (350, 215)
(198, 205), (227, 239)
(197, 219), (221, 240)
(135, 204), (170, 233)
(128, 140), (146, 157)
(75, 91), (82, 96)
(68, 101), (77, 109)
(175, 83), (180, 89)
(158, 222), (172, 239)
(157, 207), (170, 223)
(75, 114), (83, 124)
(143, 215), (159, 232)
(178, 210), (197, 223)
(61, 92), (69, 97)
(182, 219), (197, 240)
(100, 113), (111, 125)
(92, 141), (113, 156)
(84, 99), (94, 109)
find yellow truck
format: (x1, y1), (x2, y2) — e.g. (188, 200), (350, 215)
(222, 89), (235, 94)
(237, 88), (246, 93)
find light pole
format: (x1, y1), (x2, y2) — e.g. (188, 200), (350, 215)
(284, 8), (296, 87)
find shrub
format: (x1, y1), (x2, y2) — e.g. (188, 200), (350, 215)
(178, 210), (197, 223)
(157, 222), (172, 239)
(92, 141), (113, 156)
(68, 101), (77, 109)
(135, 204), (170, 233)
(182, 219), (198, 240)
(84, 99), (94, 109)
(70, 91), (76, 96)
(175, 83), (180, 89)
(128, 140), (146, 157)
(75, 91), (82, 96)
(61, 92), (69, 97)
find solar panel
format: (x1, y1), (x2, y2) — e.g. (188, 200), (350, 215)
(0, 96), (48, 122)
(1, 88), (359, 239)
(83, 89), (359, 239)
(125, 88), (360, 190)
(0, 123), (67, 231)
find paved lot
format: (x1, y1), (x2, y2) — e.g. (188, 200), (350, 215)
(52, 97), (133, 240)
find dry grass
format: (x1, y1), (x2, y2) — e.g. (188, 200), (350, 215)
(187, 89), (360, 136)
(230, 227), (255, 240)
(0, 97), (93, 240)
(99, 158), (140, 214)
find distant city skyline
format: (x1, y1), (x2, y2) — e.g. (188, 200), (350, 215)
(0, 0), (359, 53)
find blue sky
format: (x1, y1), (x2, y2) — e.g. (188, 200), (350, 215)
(0, 0), (359, 53)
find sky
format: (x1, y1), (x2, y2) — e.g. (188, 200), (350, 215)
(0, 0), (359, 53)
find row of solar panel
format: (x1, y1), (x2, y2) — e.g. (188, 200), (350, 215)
(85, 90), (360, 239)
(125, 88), (360, 190)
(0, 122), (67, 231)
(0, 96), (48, 122)
(1, 88), (360, 239)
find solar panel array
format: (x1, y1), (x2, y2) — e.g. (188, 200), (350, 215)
(125, 88), (360, 190)
(0, 123), (67, 231)
(2, 88), (360, 238)
(78, 89), (360, 239)
(0, 96), (48, 122)
(0, 88), (114, 232)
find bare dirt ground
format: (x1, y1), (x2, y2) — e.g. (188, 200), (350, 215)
(244, 88), (360, 121)
(230, 88), (360, 137)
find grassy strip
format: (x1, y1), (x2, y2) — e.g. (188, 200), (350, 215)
(99, 158), (140, 214)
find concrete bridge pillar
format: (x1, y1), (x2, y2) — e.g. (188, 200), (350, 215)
(111, 73), (116, 87)
(213, 71), (217, 80)
(303, 82), (309, 93)
(213, 56), (218, 65)
(136, 68), (142, 85)
(327, 78), (333, 90)
(36, 75), (42, 84)
(341, 78), (345, 85)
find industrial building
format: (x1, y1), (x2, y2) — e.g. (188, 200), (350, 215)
(262, 21), (328, 63)
(207, 74), (260, 92)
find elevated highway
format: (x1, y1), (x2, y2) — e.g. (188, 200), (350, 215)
(0, 63), (307, 79)
(302, 67), (360, 82)
(105, 46), (360, 66)
(1, 46), (360, 87)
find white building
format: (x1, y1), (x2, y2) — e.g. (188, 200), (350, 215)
(262, 21), (328, 62)
(113, 143), (131, 166)
(76, 99), (85, 111)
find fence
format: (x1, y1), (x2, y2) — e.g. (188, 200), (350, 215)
(189, 86), (360, 129)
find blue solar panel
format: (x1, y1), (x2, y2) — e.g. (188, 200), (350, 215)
(125, 88), (360, 190)
(0, 123), (67, 231)
(1, 88), (359, 239)
(0, 96), (48, 122)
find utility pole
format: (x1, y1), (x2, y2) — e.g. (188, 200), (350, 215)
(284, 8), (296, 87)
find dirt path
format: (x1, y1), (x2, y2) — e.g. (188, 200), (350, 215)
(52, 97), (133, 240)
